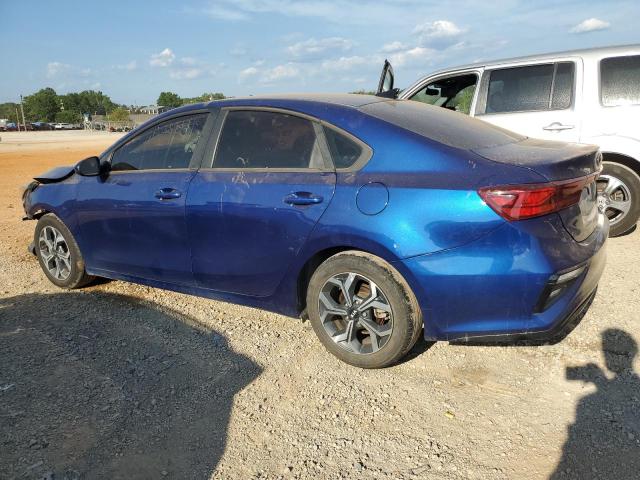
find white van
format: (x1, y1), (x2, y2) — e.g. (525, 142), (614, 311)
(378, 45), (640, 236)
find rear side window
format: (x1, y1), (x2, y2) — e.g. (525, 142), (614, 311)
(111, 114), (207, 171)
(484, 62), (575, 113)
(600, 55), (640, 106)
(213, 110), (325, 169)
(323, 127), (363, 169)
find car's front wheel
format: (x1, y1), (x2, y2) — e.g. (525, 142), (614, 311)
(306, 251), (423, 368)
(597, 162), (640, 237)
(34, 214), (94, 289)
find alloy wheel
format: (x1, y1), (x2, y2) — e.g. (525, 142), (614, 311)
(597, 174), (632, 226)
(318, 272), (393, 355)
(38, 225), (72, 281)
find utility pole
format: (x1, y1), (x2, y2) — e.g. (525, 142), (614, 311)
(15, 107), (21, 131)
(19, 95), (27, 131)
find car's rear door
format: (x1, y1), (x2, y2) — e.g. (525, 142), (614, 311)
(186, 108), (336, 297)
(474, 59), (582, 142)
(76, 111), (212, 284)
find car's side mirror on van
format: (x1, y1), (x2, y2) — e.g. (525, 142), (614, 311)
(75, 156), (104, 176)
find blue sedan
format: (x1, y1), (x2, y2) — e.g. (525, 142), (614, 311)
(22, 94), (607, 368)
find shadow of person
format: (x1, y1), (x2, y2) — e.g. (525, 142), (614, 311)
(550, 328), (640, 479)
(0, 291), (262, 479)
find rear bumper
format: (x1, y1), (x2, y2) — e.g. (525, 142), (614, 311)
(397, 212), (608, 342)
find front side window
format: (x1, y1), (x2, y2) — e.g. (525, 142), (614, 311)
(484, 62), (575, 114)
(111, 114), (208, 171)
(601, 55), (640, 106)
(409, 74), (477, 115)
(213, 110), (325, 169)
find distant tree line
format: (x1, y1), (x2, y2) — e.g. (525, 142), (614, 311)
(157, 91), (226, 108)
(0, 88), (119, 124)
(0, 89), (229, 126)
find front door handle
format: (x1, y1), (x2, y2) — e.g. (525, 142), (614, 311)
(284, 192), (324, 206)
(542, 122), (575, 131)
(154, 188), (182, 200)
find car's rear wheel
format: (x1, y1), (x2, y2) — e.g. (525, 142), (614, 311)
(306, 251), (423, 368)
(597, 162), (640, 237)
(35, 214), (94, 289)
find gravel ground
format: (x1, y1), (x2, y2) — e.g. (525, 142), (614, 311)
(1, 133), (639, 479)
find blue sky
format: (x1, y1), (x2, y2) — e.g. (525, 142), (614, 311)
(1, 0), (638, 105)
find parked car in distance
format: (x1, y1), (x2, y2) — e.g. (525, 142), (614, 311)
(22, 95), (607, 368)
(31, 122), (53, 131)
(52, 123), (73, 130)
(378, 44), (640, 236)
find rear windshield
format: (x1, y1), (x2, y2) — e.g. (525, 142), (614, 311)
(360, 100), (525, 150)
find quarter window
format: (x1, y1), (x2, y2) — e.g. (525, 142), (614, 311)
(600, 55), (640, 106)
(213, 110), (325, 169)
(323, 127), (363, 169)
(111, 114), (208, 171)
(484, 62), (575, 114)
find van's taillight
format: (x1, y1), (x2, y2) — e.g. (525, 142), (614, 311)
(478, 173), (599, 221)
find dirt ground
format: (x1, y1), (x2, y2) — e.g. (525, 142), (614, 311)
(1, 131), (639, 480)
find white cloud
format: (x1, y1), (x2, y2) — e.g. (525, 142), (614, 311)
(46, 62), (71, 78)
(179, 57), (198, 66)
(116, 60), (137, 71)
(238, 62), (301, 84)
(287, 37), (353, 58)
(321, 55), (375, 72)
(381, 41), (407, 53)
(169, 68), (203, 80)
(239, 66), (260, 81)
(202, 5), (249, 20)
(570, 18), (610, 33)
(150, 48), (175, 67)
(46, 62), (93, 79)
(388, 46), (434, 67)
(413, 20), (464, 47)
(261, 63), (300, 82)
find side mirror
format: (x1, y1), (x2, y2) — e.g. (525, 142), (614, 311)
(75, 156), (103, 176)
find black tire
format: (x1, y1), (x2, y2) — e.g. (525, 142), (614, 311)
(306, 251), (423, 368)
(599, 162), (640, 237)
(34, 214), (94, 289)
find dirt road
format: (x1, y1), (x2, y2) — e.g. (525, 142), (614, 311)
(1, 132), (639, 479)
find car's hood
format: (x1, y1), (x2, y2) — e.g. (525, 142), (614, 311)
(33, 165), (75, 184)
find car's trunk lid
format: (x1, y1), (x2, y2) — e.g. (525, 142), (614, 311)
(474, 138), (602, 242)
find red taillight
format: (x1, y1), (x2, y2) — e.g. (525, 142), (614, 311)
(478, 173), (599, 221)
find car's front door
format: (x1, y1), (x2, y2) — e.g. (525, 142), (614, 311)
(187, 108), (336, 297)
(474, 60), (582, 142)
(76, 112), (211, 284)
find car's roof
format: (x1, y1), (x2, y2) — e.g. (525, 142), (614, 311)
(214, 93), (389, 108)
(155, 94), (390, 120)
(414, 43), (640, 80)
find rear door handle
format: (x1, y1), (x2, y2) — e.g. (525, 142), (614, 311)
(154, 188), (182, 200)
(284, 192), (324, 206)
(542, 122), (575, 131)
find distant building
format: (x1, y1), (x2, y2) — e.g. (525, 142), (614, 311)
(139, 105), (171, 115)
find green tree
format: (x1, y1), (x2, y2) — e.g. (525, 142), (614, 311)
(157, 91), (182, 108)
(107, 107), (130, 122)
(23, 88), (60, 122)
(61, 90), (117, 116)
(182, 92), (226, 104)
(0, 102), (20, 123)
(55, 110), (81, 123)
